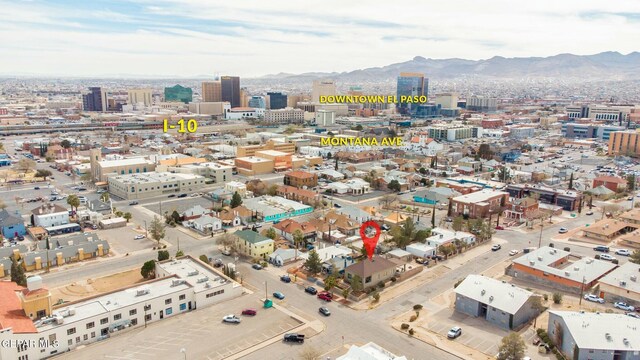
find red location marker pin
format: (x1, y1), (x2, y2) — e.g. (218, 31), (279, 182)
(360, 220), (381, 261)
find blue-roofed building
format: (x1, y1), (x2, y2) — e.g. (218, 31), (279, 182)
(0, 209), (26, 239)
(0, 154), (11, 167)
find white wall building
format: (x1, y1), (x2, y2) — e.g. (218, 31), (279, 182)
(31, 204), (70, 228)
(107, 172), (206, 200)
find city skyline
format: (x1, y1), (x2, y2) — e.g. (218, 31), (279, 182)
(2, 0), (640, 77)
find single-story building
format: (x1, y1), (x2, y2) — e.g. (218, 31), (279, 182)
(344, 256), (397, 289)
(185, 214), (222, 234)
(405, 243), (436, 259)
(597, 262), (640, 307)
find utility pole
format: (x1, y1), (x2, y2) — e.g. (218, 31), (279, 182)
(45, 235), (50, 273)
(578, 276), (586, 306)
(144, 220), (148, 238)
(537, 221), (544, 248)
(264, 281), (268, 300)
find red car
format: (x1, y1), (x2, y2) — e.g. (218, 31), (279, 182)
(495, 225), (505, 230)
(317, 292), (333, 302)
(241, 309), (257, 316)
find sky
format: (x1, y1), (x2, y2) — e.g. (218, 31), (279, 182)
(2, 0), (640, 78)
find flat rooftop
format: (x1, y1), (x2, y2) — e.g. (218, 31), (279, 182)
(455, 274), (533, 315)
(235, 156), (272, 163)
(549, 311), (640, 351)
(452, 189), (508, 204)
(598, 262), (640, 295)
(98, 157), (153, 167)
(108, 171), (205, 184)
(157, 257), (232, 293)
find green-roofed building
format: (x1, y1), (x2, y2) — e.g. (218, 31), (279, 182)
(234, 230), (274, 259)
(164, 84), (193, 103)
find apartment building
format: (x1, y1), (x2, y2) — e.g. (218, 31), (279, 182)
(449, 189), (509, 218)
(608, 130), (640, 157)
(284, 171), (318, 188)
(263, 108), (304, 124)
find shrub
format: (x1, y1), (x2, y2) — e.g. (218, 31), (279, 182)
(400, 323), (410, 330)
(549, 243), (554, 248)
(373, 292), (380, 302)
(408, 328), (415, 336)
(377, 281), (385, 289)
(413, 304), (423, 311)
(552, 292), (563, 304)
(390, 277), (397, 282)
(199, 255), (209, 264)
(454, 279), (463, 288)
(260, 261), (268, 267)
(605, 309), (614, 313)
(563, 247), (570, 252)
(409, 315), (417, 322)
(543, 294), (549, 301)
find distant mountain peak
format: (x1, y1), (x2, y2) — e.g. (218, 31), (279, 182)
(412, 56), (427, 61)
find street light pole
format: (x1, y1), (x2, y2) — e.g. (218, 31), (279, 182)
(538, 221), (544, 248)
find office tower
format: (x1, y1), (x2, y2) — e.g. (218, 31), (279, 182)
(267, 92), (287, 110)
(312, 80), (336, 103)
(164, 85), (193, 103)
(396, 72), (426, 115)
(202, 81), (222, 102)
(221, 76), (241, 107)
(82, 87), (107, 112)
(248, 96), (266, 109)
(435, 92), (459, 109)
(240, 88), (248, 108)
(466, 95), (497, 112)
(128, 89), (152, 106)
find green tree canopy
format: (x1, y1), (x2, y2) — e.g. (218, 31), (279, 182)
(388, 180), (401, 192)
(304, 250), (322, 274)
(10, 256), (27, 286)
(496, 332), (526, 360)
(141, 260), (155, 279)
(149, 215), (166, 245)
(157, 250), (170, 261)
(230, 191), (243, 208)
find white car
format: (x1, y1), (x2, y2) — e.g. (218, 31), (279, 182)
(558, 228), (568, 234)
(614, 302), (635, 311)
(585, 210), (594, 215)
(599, 254), (616, 262)
(509, 250), (519, 256)
(615, 249), (631, 256)
(222, 314), (241, 323)
(583, 294), (605, 304)
(134, 235), (146, 240)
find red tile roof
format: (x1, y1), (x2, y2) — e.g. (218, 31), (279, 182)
(0, 281), (36, 333)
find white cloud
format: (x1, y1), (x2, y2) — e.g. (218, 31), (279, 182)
(0, 0), (639, 76)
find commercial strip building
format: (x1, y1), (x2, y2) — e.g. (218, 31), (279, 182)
(597, 262), (640, 306)
(0, 256), (243, 360)
(505, 184), (582, 211)
(547, 311), (640, 360)
(107, 172), (206, 200)
(454, 275), (541, 330)
(506, 247), (617, 294)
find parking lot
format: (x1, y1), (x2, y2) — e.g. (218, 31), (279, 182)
(143, 196), (213, 216)
(61, 293), (303, 360)
(97, 226), (156, 254)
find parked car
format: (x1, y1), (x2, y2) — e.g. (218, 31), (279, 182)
(283, 333), (305, 343)
(615, 249), (631, 256)
(447, 326), (462, 339)
(614, 302), (635, 311)
(509, 249), (519, 256)
(599, 254), (616, 262)
(491, 244), (501, 251)
(129, 201), (139, 205)
(593, 246), (610, 253)
(222, 314), (241, 323)
(221, 249), (231, 256)
(168, 194), (176, 198)
(585, 210), (594, 215)
(252, 264), (263, 270)
(495, 225), (505, 230)
(304, 287), (318, 295)
(626, 312), (640, 319)
(583, 294), (605, 304)
(273, 292), (285, 300)
(34, 186), (40, 190)
(319, 307), (331, 316)
(134, 235), (145, 240)
(558, 228), (568, 234)
(241, 309), (257, 316)
(280, 275), (291, 283)
(178, 193), (188, 198)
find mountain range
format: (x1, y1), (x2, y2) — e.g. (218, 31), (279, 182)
(258, 52), (640, 81)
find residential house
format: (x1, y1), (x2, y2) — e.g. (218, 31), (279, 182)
(344, 256), (397, 289)
(413, 187), (461, 205)
(458, 157), (482, 172)
(547, 311), (640, 360)
(181, 205), (212, 221)
(324, 211), (360, 236)
(426, 228), (476, 248)
(504, 197), (539, 221)
(185, 214), (222, 234)
(284, 171), (318, 188)
(343, 178), (370, 195)
(454, 274), (541, 330)
(0, 209), (26, 239)
(30, 204), (69, 228)
(405, 243), (436, 259)
(272, 219), (317, 244)
(268, 248), (298, 266)
(592, 175), (627, 192)
(582, 218), (637, 242)
(225, 181), (247, 197)
(87, 200), (112, 215)
(234, 230), (275, 259)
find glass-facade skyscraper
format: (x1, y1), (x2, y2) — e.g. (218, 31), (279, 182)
(267, 92), (287, 109)
(248, 96), (266, 109)
(164, 85), (193, 103)
(396, 72), (427, 115)
(221, 76), (241, 107)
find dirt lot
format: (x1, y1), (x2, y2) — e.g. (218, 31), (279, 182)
(50, 268), (144, 304)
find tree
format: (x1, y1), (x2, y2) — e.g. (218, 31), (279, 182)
(80, 173), (92, 184)
(496, 332), (526, 360)
(419, 167), (427, 175)
(157, 250), (170, 261)
(326, 152), (332, 159)
(439, 243), (456, 258)
(170, 210), (182, 224)
(16, 159), (36, 173)
(199, 255), (209, 264)
(292, 229), (305, 249)
(431, 207), (436, 227)
(334, 155), (339, 171)
(66, 194), (80, 212)
(140, 260), (155, 279)
(568, 172), (574, 190)
(175, 249), (184, 257)
(217, 233), (235, 252)
(627, 174), (636, 192)
(387, 180), (401, 192)
(379, 193), (398, 208)
(629, 249), (640, 264)
(100, 192), (110, 203)
(497, 167), (511, 182)
(123, 212), (132, 223)
(350, 274), (363, 293)
(304, 250), (322, 274)
(229, 191), (243, 208)
(299, 346), (321, 360)
(266, 184), (278, 196)
(478, 144), (494, 160)
(552, 292), (563, 304)
(360, 244), (368, 257)
(452, 216), (465, 231)
(60, 139), (72, 149)
(265, 227), (277, 240)
(342, 287), (351, 299)
(10, 255), (26, 286)
(324, 275), (337, 291)
(35, 169), (52, 180)
(149, 215), (166, 245)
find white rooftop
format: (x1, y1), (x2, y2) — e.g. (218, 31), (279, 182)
(549, 311), (640, 351)
(598, 262), (640, 295)
(299, 244), (353, 261)
(337, 342), (407, 360)
(452, 189), (508, 204)
(157, 257), (232, 293)
(513, 246), (617, 284)
(236, 156), (271, 163)
(109, 171), (204, 184)
(455, 274), (534, 314)
(98, 157), (153, 167)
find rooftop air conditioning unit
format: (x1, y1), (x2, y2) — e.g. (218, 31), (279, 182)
(481, 289), (486, 295)
(631, 276), (637, 282)
(196, 277), (208, 283)
(537, 256), (543, 261)
(565, 271), (571, 276)
(136, 289), (150, 296)
(187, 270), (199, 276)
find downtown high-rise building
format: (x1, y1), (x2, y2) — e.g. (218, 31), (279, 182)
(312, 80), (336, 103)
(128, 89), (152, 106)
(248, 96), (266, 109)
(202, 81), (222, 102)
(221, 76), (241, 107)
(164, 85), (193, 103)
(267, 92), (287, 109)
(396, 72), (428, 115)
(82, 87), (107, 112)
